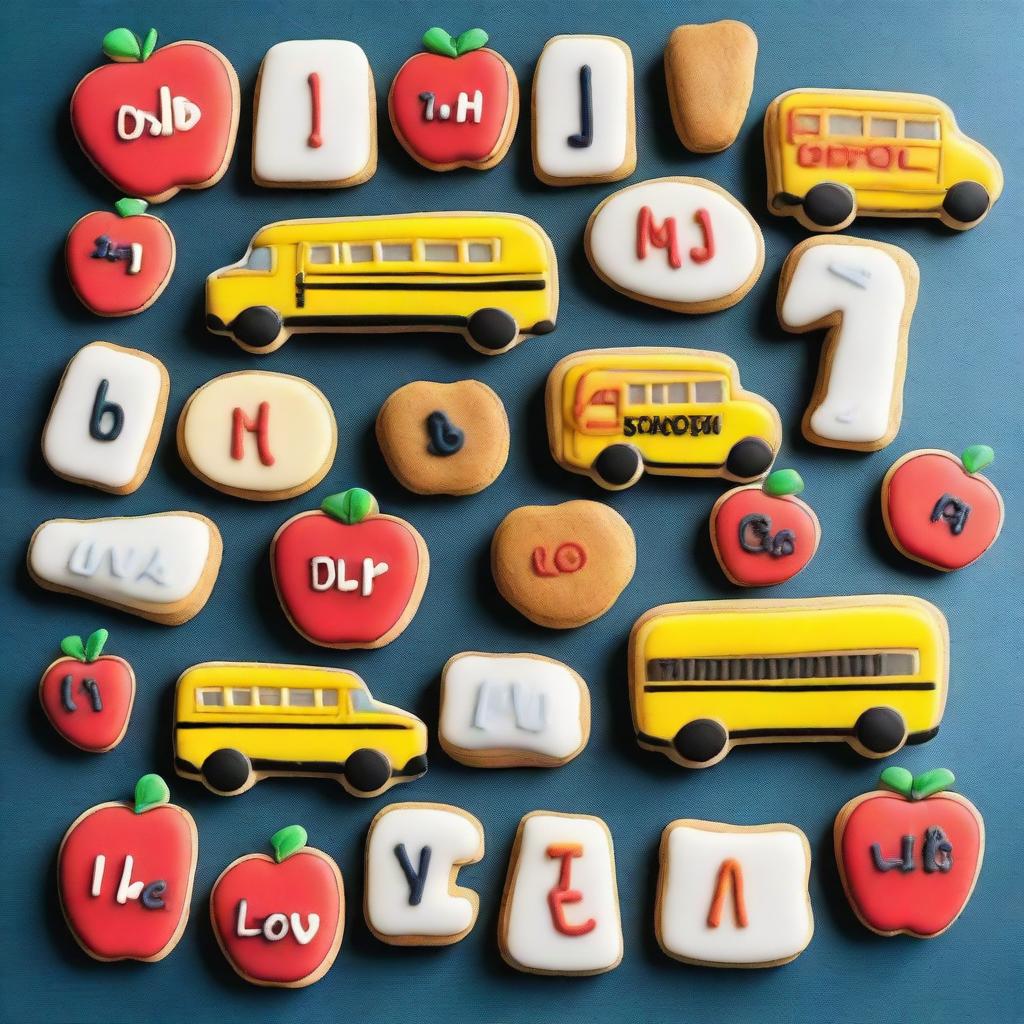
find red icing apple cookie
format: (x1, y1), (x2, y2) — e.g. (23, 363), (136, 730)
(882, 445), (1004, 572)
(39, 629), (134, 753)
(58, 774), (198, 962)
(834, 767), (984, 938)
(71, 27), (239, 203)
(66, 199), (175, 316)
(271, 488), (429, 649)
(211, 825), (344, 988)
(710, 469), (820, 587)
(389, 27), (518, 171)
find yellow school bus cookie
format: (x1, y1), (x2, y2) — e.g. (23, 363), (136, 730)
(629, 596), (948, 768)
(206, 212), (557, 356)
(545, 347), (780, 490)
(173, 662), (428, 798)
(764, 89), (1002, 232)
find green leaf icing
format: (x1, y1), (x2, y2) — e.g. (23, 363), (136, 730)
(961, 444), (995, 475)
(322, 488), (375, 525)
(422, 27), (458, 57)
(763, 468), (804, 497)
(455, 28), (489, 55)
(115, 197), (149, 218)
(84, 628), (109, 662)
(140, 28), (158, 61)
(878, 765), (913, 797)
(60, 635), (87, 661)
(912, 768), (956, 800)
(270, 825), (309, 862)
(102, 28), (142, 61)
(134, 774), (170, 814)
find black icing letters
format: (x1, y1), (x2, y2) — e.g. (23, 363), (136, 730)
(870, 835), (915, 872)
(623, 414), (722, 438)
(568, 65), (593, 148)
(738, 513), (796, 558)
(394, 843), (431, 906)
(871, 828), (953, 874)
(89, 379), (124, 442)
(425, 410), (465, 456)
(931, 494), (971, 535)
(141, 880), (167, 909)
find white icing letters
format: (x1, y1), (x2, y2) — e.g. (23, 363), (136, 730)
(309, 557), (388, 594)
(235, 899), (321, 944)
(117, 86), (201, 141)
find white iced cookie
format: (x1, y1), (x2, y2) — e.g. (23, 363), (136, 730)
(252, 39), (377, 188)
(531, 35), (635, 186)
(41, 341), (169, 495)
(656, 820), (813, 968)
(439, 652), (590, 767)
(364, 802), (483, 946)
(27, 512), (222, 625)
(177, 370), (337, 500)
(499, 811), (623, 976)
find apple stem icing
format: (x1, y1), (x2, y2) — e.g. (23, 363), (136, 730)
(133, 773), (171, 814)
(270, 825), (309, 862)
(60, 628), (109, 663)
(102, 27), (158, 62)
(421, 27), (489, 58)
(879, 766), (956, 800)
(961, 444), (995, 475)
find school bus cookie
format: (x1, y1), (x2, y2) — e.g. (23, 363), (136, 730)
(211, 825), (344, 987)
(778, 235), (919, 451)
(531, 35), (636, 186)
(491, 500), (635, 629)
(664, 21), (757, 154)
(546, 347), (781, 490)
(389, 27), (518, 171)
(177, 371), (337, 501)
(27, 511), (222, 626)
(499, 811), (623, 976)
(656, 820), (813, 967)
(439, 652), (590, 767)
(364, 803), (484, 946)
(252, 40), (377, 188)
(882, 446), (1004, 572)
(585, 177), (764, 313)
(765, 89), (1003, 231)
(834, 767), (984, 938)
(58, 774), (197, 962)
(173, 662), (428, 797)
(376, 380), (509, 495)
(206, 213), (557, 356)
(629, 596), (948, 768)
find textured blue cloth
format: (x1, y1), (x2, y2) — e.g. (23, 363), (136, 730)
(1, 1), (1021, 1021)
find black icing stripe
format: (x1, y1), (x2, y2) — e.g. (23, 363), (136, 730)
(299, 279), (546, 292)
(643, 682), (936, 693)
(174, 721), (413, 731)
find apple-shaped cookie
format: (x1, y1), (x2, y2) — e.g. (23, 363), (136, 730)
(882, 445), (1004, 571)
(39, 628), (135, 752)
(389, 27), (517, 170)
(71, 27), (239, 203)
(271, 488), (429, 649)
(66, 198), (175, 316)
(835, 767), (984, 938)
(58, 774), (198, 962)
(211, 825), (344, 988)
(710, 468), (820, 586)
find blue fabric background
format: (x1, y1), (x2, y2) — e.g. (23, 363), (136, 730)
(1, 1), (1020, 1020)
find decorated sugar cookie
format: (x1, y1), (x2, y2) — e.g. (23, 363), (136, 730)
(177, 371), (337, 501)
(39, 629), (135, 753)
(58, 774), (197, 962)
(531, 35), (636, 186)
(41, 341), (169, 495)
(882, 446), (1004, 572)
(546, 347), (781, 490)
(765, 89), (1003, 231)
(439, 653), (590, 767)
(389, 27), (518, 171)
(665, 22), (757, 154)
(656, 820), (813, 967)
(778, 235), (919, 451)
(27, 511), (222, 626)
(834, 767), (984, 937)
(629, 596), (948, 768)
(71, 27), (240, 203)
(252, 40), (377, 188)
(491, 500), (635, 629)
(211, 826), (344, 987)
(205, 213), (557, 356)
(66, 199), (175, 316)
(585, 177), (764, 313)
(499, 811), (623, 976)
(173, 662), (428, 798)
(364, 803), (484, 946)
(271, 488), (428, 650)
(376, 379), (509, 495)
(710, 469), (820, 587)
